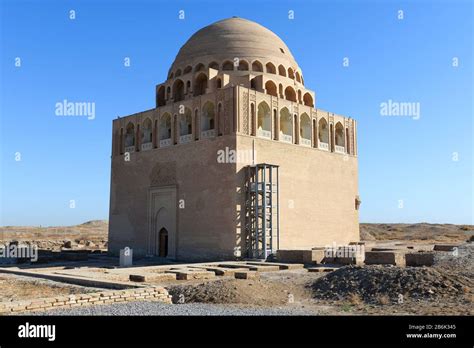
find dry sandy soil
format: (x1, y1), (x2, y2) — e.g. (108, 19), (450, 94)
(0, 220), (108, 251)
(0, 273), (100, 303)
(0, 221), (473, 315)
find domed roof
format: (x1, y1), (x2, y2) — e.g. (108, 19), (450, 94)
(169, 17), (299, 73)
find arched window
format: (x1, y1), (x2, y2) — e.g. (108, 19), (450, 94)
(217, 103), (223, 136)
(288, 68), (295, 79)
(125, 122), (135, 148)
(279, 84), (283, 97)
(201, 102), (215, 136)
(175, 69), (182, 77)
(238, 59), (249, 71)
(193, 73), (208, 96)
(293, 115), (298, 144)
(166, 86), (171, 99)
(303, 93), (314, 107)
(208, 61), (219, 70)
(265, 80), (277, 97)
(216, 78), (222, 89)
(279, 107), (292, 143)
(157, 86), (165, 107)
(153, 120), (158, 148)
(295, 71), (301, 83)
(178, 108), (193, 143)
(250, 103), (255, 136)
(183, 66), (192, 74)
(257, 102), (271, 138)
(298, 90), (302, 104)
(186, 80), (191, 94)
(142, 118), (153, 144)
(266, 62), (276, 74)
(278, 65), (286, 77)
(160, 113), (172, 141)
(299, 113), (311, 146)
(194, 63), (205, 72)
(318, 118), (329, 144)
(284, 86), (297, 102)
(250, 77), (257, 90)
(222, 61), (233, 71)
(273, 109), (278, 140)
(252, 60), (263, 72)
(330, 123), (334, 152)
(346, 127), (351, 155)
(173, 115), (178, 145)
(194, 109), (199, 140)
(312, 119), (317, 148)
(172, 79), (185, 102)
(335, 122), (345, 152)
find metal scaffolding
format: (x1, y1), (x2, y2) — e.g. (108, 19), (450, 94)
(245, 163), (280, 259)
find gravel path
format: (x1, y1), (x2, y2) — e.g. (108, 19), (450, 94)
(36, 301), (316, 316)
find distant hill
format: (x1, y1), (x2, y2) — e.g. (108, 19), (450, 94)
(360, 223), (473, 242)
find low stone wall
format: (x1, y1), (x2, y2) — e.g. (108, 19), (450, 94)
(365, 251), (406, 267)
(0, 286), (172, 314)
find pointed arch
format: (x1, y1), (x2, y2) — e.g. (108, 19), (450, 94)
(279, 107), (292, 143)
(142, 118), (153, 144)
(193, 73), (208, 97)
(257, 102), (271, 138)
(157, 86), (165, 107)
(159, 113), (172, 141)
(295, 71), (301, 83)
(266, 62), (276, 74)
(265, 80), (277, 97)
(288, 67), (295, 79)
(222, 60), (233, 71)
(208, 61), (219, 70)
(299, 113), (311, 146)
(172, 79), (185, 102)
(278, 64), (286, 77)
(252, 60), (263, 72)
(318, 118), (329, 149)
(303, 93), (314, 107)
(284, 86), (297, 102)
(194, 63), (205, 72)
(238, 59), (249, 71)
(201, 101), (215, 137)
(125, 122), (135, 148)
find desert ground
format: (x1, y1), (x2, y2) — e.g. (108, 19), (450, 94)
(0, 221), (472, 315)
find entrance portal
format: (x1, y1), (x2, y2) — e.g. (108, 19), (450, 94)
(159, 228), (168, 257)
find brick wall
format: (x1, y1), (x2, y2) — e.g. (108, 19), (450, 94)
(0, 286), (172, 314)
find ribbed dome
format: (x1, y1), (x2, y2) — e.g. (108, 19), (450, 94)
(169, 17), (298, 73)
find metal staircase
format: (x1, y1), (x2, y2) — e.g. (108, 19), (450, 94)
(245, 163), (280, 259)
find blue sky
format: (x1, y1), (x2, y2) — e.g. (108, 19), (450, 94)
(0, 0), (472, 226)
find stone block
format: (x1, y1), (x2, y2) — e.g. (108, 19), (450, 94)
(434, 245), (459, 252)
(365, 251), (406, 267)
(234, 271), (259, 279)
(405, 253), (435, 267)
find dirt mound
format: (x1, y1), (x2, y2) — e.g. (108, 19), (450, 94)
(309, 265), (471, 304)
(167, 278), (302, 306)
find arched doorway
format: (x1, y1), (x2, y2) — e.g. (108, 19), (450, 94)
(158, 228), (168, 257)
